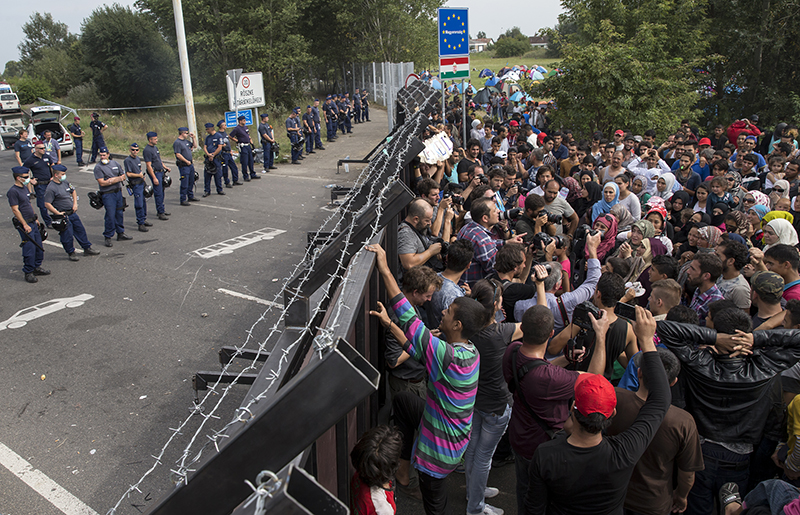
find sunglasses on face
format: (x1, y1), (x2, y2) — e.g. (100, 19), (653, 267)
(726, 178), (735, 182)
(744, 198), (755, 203)
(774, 188), (786, 193)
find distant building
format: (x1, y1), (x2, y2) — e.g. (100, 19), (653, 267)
(469, 38), (494, 53)
(528, 36), (549, 48)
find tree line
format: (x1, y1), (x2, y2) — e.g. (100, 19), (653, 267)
(528, 0), (800, 135)
(4, 0), (442, 108)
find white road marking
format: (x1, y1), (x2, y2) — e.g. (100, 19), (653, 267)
(217, 288), (284, 309)
(43, 239), (62, 248)
(190, 203), (239, 212)
(190, 227), (286, 259)
(0, 441), (99, 515)
(0, 294), (94, 331)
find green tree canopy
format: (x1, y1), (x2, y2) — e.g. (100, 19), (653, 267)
(525, 0), (709, 135)
(81, 4), (178, 106)
(476, 31), (486, 39)
(493, 27), (529, 58)
(18, 13), (78, 69)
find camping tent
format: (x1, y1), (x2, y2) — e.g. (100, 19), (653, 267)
(478, 68), (494, 78)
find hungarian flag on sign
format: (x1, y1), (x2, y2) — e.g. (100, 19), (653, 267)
(440, 56), (469, 79)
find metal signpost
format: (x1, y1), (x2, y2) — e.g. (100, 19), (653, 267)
(226, 70), (265, 138)
(438, 7), (469, 146)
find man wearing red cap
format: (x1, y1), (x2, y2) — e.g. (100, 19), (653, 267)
(525, 306), (670, 515)
(613, 129), (626, 151)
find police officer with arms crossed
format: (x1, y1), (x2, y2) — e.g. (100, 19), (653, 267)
(174, 127), (199, 205)
(286, 108), (303, 165)
(44, 164), (99, 260)
(143, 131), (171, 220)
(353, 88), (362, 124)
(8, 166), (49, 283)
(67, 116), (86, 166)
(89, 112), (107, 164)
(22, 140), (53, 227)
(203, 123), (225, 196)
(124, 142), (152, 231)
(216, 120), (241, 186)
(257, 113), (277, 172)
(323, 96), (337, 142)
(311, 99), (325, 150)
(229, 115), (259, 181)
(302, 105), (316, 155)
(94, 147), (132, 247)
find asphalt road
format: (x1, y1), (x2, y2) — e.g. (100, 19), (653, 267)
(0, 113), (386, 515)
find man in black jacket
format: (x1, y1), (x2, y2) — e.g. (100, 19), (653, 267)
(656, 310), (800, 515)
(525, 306), (670, 514)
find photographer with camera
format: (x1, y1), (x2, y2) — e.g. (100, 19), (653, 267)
(398, 198), (446, 274)
(547, 273), (638, 378)
(513, 230), (602, 333)
(543, 180), (579, 236)
(458, 197), (528, 285)
(487, 242), (550, 322)
(515, 193), (549, 245)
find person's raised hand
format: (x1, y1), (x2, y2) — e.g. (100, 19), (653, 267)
(589, 310), (610, 338)
(532, 264), (549, 282)
(586, 231), (602, 251)
(368, 301), (391, 328)
(632, 306), (657, 346)
(365, 243), (389, 271)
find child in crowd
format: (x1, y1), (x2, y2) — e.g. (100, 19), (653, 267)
(350, 425), (402, 515)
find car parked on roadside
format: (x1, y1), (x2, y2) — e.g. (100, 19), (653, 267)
(0, 93), (21, 113)
(0, 124), (18, 150)
(27, 106), (73, 156)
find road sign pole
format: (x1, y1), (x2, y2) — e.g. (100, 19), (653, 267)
(462, 79), (466, 147)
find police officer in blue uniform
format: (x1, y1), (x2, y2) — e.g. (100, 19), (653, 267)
(44, 164), (99, 260)
(343, 92), (353, 133)
(94, 147), (132, 247)
(143, 132), (171, 220)
(217, 120), (241, 186)
(174, 127), (199, 205)
(89, 112), (107, 164)
(203, 123), (225, 196)
(361, 89), (371, 122)
(312, 99), (325, 150)
(229, 115), (259, 181)
(22, 140), (53, 227)
(353, 88), (362, 123)
(8, 166), (49, 283)
(302, 105), (316, 155)
(124, 143), (151, 231)
(286, 108), (303, 165)
(67, 116), (85, 166)
(258, 113), (277, 172)
(323, 96), (337, 142)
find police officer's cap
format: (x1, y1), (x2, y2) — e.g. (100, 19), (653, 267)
(204, 122), (215, 129)
(306, 105), (311, 109)
(146, 131), (157, 138)
(314, 98), (319, 102)
(345, 91), (349, 94)
(91, 112), (100, 118)
(74, 115), (80, 120)
(260, 113), (269, 119)
(293, 107), (301, 113)
(326, 95), (332, 100)
(52, 164), (67, 172)
(217, 120), (225, 127)
(178, 126), (189, 132)
(237, 115), (246, 121)
(99, 146), (109, 153)
(130, 142), (139, 148)
(12, 166), (30, 176)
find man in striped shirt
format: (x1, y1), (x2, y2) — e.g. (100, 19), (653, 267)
(367, 243), (485, 514)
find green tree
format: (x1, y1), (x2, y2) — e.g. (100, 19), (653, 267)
(26, 43), (83, 97)
(3, 61), (22, 78)
(525, 0), (709, 136)
(12, 76), (54, 104)
(81, 4), (178, 106)
(492, 27), (530, 58)
(476, 31), (486, 39)
(18, 13), (78, 69)
(136, 0), (310, 108)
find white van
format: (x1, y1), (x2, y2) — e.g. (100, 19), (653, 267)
(0, 93), (20, 113)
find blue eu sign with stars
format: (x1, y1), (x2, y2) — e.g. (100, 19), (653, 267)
(438, 8), (469, 57)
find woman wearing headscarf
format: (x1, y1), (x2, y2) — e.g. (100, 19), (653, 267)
(652, 173), (676, 201)
(724, 210), (752, 246)
(748, 190), (771, 209)
(762, 218), (800, 251)
(669, 191), (691, 227)
(725, 170), (747, 211)
(631, 175), (651, 212)
(771, 179), (791, 209)
(563, 175), (583, 205)
(612, 219), (655, 260)
(610, 204), (635, 234)
(575, 181), (602, 223)
(747, 204), (769, 248)
(710, 202), (730, 229)
(627, 238), (669, 305)
(589, 213), (618, 262)
(591, 181), (619, 224)
(676, 225), (722, 288)
(644, 204), (674, 256)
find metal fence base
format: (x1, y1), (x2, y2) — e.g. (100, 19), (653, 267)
(232, 465), (349, 515)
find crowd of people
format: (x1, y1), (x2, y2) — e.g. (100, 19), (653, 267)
(7, 91), (371, 283)
(347, 111), (800, 515)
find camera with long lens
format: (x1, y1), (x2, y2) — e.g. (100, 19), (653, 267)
(546, 212), (563, 224)
(514, 181), (530, 195)
(442, 192), (465, 206)
(572, 300), (602, 331)
(478, 174), (489, 185)
(430, 237), (449, 257)
(531, 232), (567, 250)
(499, 207), (521, 221)
(575, 224), (599, 239)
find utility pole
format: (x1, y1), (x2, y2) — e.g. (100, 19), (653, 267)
(172, 0), (198, 138)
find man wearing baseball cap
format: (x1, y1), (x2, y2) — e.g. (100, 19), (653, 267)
(525, 306), (669, 514)
(67, 116), (86, 166)
(89, 112), (107, 164)
(613, 129), (626, 151)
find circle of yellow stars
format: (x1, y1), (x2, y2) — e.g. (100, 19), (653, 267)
(442, 14), (466, 50)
